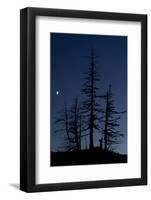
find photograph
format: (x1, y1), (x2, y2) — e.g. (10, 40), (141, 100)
(50, 32), (127, 166)
(20, 7), (147, 192)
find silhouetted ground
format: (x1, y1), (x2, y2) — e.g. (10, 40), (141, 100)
(51, 148), (127, 166)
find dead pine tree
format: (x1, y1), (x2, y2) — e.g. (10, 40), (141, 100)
(68, 97), (82, 151)
(55, 103), (75, 151)
(55, 99), (82, 151)
(81, 48), (101, 150)
(102, 85), (125, 152)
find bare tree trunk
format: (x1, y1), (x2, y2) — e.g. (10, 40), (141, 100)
(81, 49), (101, 150)
(102, 85), (124, 152)
(104, 92), (108, 151)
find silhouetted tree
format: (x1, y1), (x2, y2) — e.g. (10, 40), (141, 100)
(102, 85), (124, 151)
(68, 97), (82, 151)
(55, 99), (82, 151)
(81, 49), (101, 149)
(55, 104), (74, 151)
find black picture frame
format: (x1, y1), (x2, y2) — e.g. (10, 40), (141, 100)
(20, 7), (147, 192)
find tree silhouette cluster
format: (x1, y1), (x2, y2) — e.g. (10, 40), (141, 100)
(55, 49), (125, 153)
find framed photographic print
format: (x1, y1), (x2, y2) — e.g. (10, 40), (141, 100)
(20, 7), (147, 192)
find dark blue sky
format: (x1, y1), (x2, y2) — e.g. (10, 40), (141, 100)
(51, 33), (127, 154)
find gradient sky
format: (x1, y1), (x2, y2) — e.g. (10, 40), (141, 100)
(51, 32), (127, 154)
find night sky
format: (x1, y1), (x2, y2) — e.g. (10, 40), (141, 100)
(51, 32), (127, 154)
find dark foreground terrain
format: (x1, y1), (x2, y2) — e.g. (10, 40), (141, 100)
(51, 149), (127, 166)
